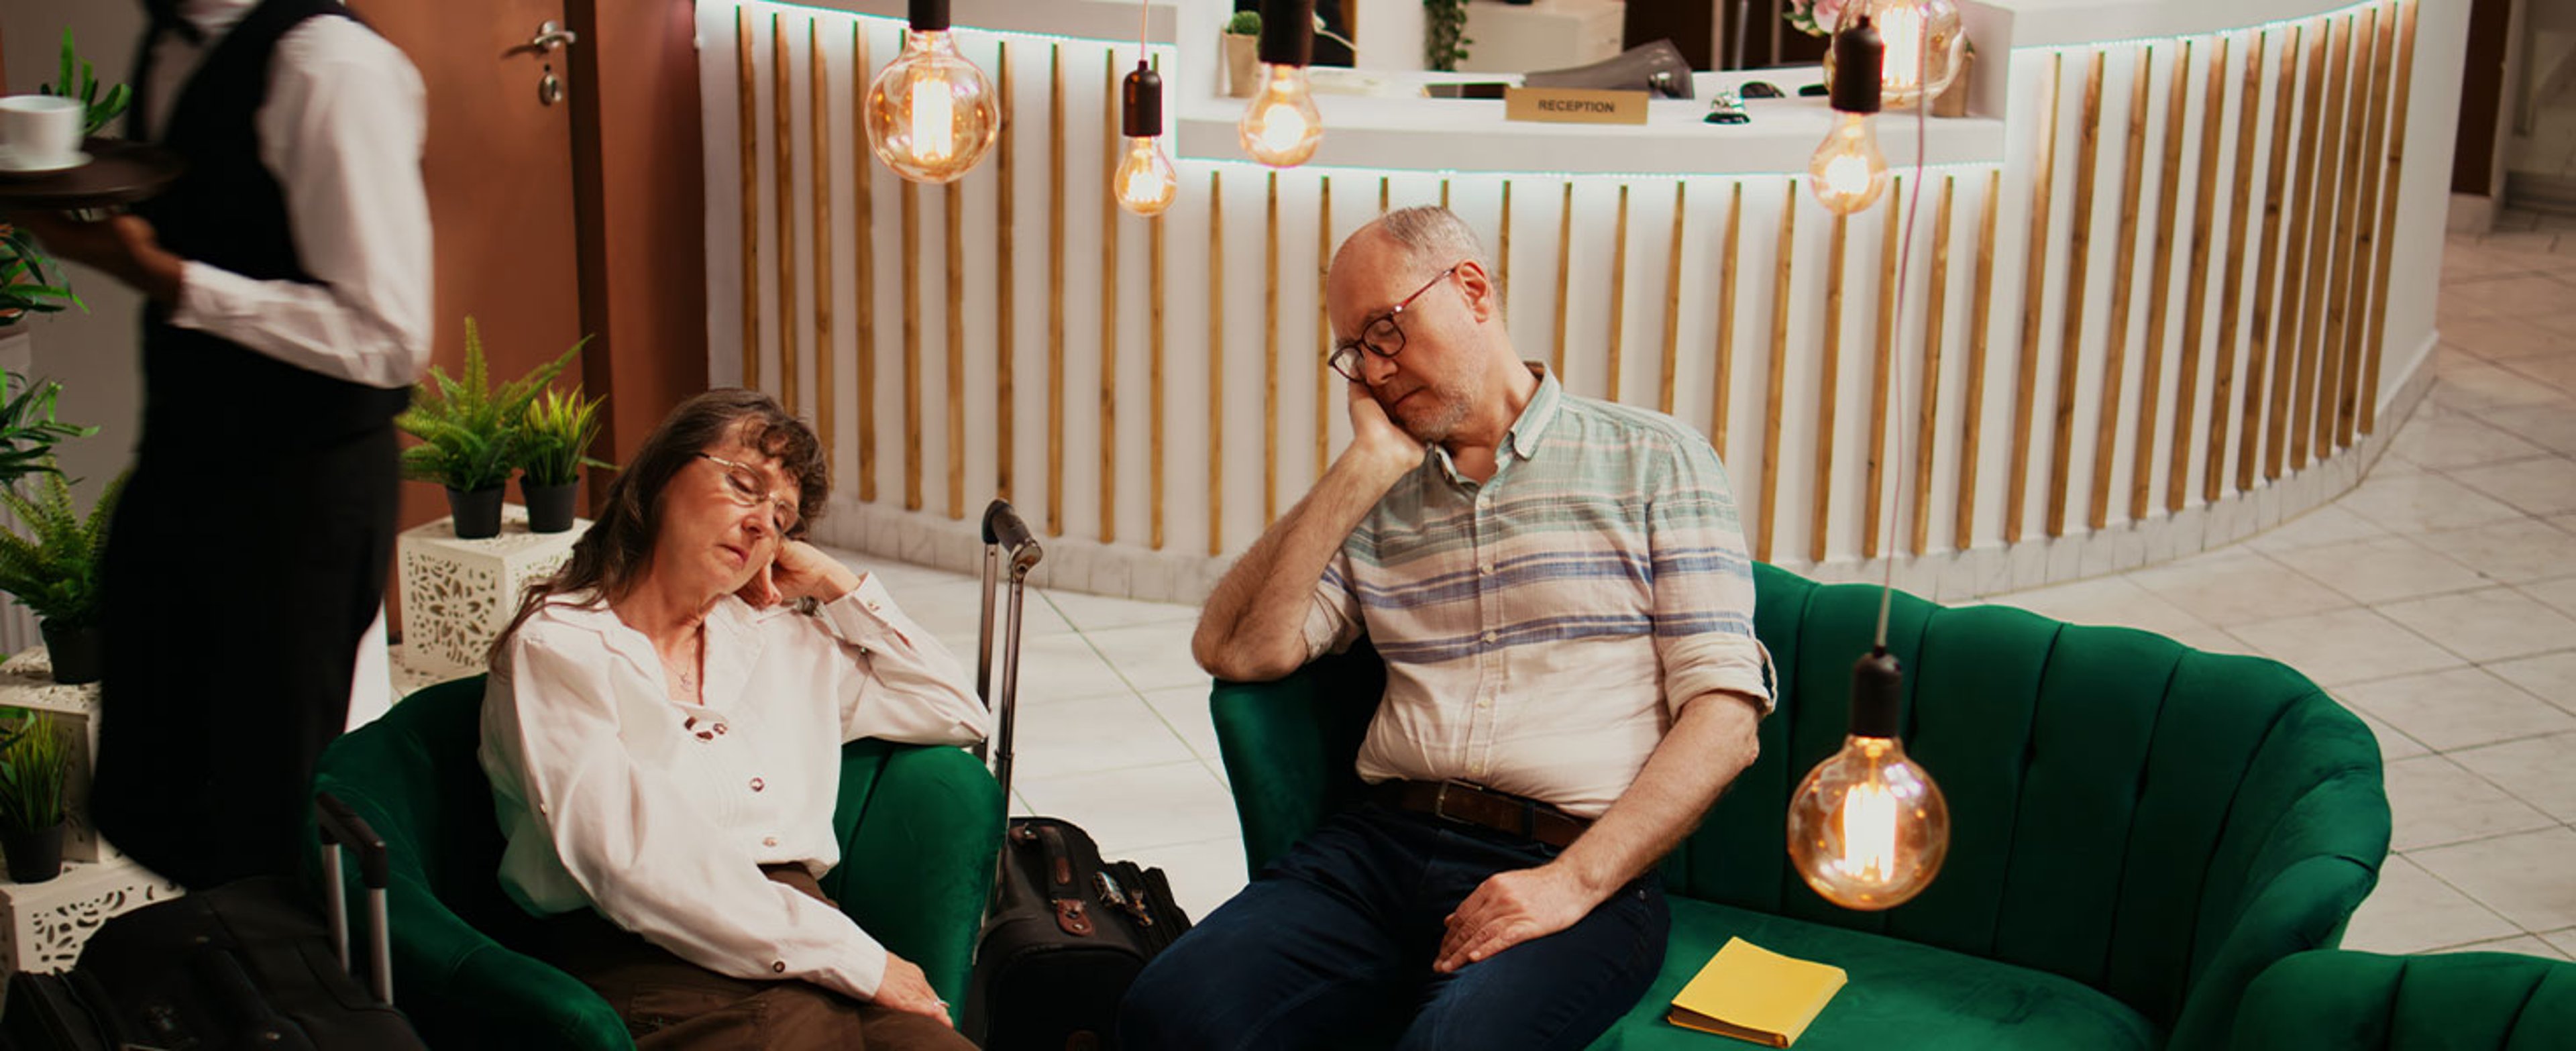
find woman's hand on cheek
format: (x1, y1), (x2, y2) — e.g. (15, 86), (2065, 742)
(769, 541), (862, 606)
(735, 559), (784, 608)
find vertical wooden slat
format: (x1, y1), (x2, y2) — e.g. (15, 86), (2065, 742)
(2169, 36), (2230, 512)
(1712, 182), (1742, 461)
(1865, 180), (1900, 560)
(2269, 21), (2329, 478)
(1440, 177), (1451, 210)
(945, 184), (966, 520)
(1150, 205), (1167, 550)
(1208, 170), (1226, 555)
(900, 180), (922, 510)
(1554, 182), (1575, 380)
(1045, 46), (1065, 535)
(737, 8), (759, 392)
(2361, 0), (2417, 436)
(2209, 31), (2265, 504)
(1660, 182), (1687, 414)
(1099, 53), (1120, 542)
(2297, 15), (2356, 469)
(1379, 176), (1391, 214)
(1813, 211), (1848, 564)
(2047, 50), (2107, 539)
(1499, 180), (1515, 310)
(1264, 172), (1281, 525)
(810, 20), (834, 471)
(852, 23), (878, 502)
(2247, 26), (2303, 490)
(991, 40), (1010, 503)
(2336, 5), (2393, 447)
(1317, 176), (1333, 481)
(2320, 9), (2375, 454)
(1912, 176), (1956, 557)
(774, 15), (796, 412)
(2133, 42), (2194, 520)
(1957, 170), (2002, 549)
(1758, 181), (1796, 564)
(2007, 52), (2064, 543)
(1607, 184), (1630, 402)
(2093, 45), (2152, 532)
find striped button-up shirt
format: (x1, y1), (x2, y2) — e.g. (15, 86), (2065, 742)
(1299, 366), (1772, 818)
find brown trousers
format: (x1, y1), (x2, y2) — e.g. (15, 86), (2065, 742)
(543, 867), (974, 1051)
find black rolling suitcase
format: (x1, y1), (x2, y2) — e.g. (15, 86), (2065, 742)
(1, 793), (423, 1051)
(961, 500), (1194, 1051)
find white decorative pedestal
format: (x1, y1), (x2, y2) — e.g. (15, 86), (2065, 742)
(0, 651), (114, 865)
(396, 506), (588, 678)
(0, 857), (182, 973)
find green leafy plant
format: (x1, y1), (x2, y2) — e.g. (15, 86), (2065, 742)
(0, 465), (122, 630)
(0, 372), (93, 490)
(397, 318), (588, 492)
(0, 714), (69, 832)
(1424, 0), (1471, 72)
(40, 29), (130, 135)
(519, 386), (611, 487)
(1225, 10), (1261, 35)
(0, 226), (82, 320)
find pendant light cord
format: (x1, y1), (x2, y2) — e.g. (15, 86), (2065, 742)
(1873, 23), (1935, 649)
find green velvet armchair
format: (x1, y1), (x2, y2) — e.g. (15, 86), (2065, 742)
(2231, 950), (2576, 1049)
(1211, 562), (2392, 1050)
(308, 675), (1003, 1048)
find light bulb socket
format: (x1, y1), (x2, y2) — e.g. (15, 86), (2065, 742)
(1258, 0), (1316, 67)
(1829, 15), (1885, 115)
(908, 0), (951, 33)
(1123, 63), (1163, 137)
(1848, 646), (1903, 738)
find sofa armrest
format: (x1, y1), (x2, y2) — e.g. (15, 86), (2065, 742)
(1210, 653), (1379, 874)
(833, 742), (1004, 1023)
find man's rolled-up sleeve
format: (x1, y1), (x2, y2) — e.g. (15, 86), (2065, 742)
(1648, 439), (1774, 717)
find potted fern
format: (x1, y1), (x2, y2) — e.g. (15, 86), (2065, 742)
(0, 714), (70, 883)
(517, 386), (608, 534)
(396, 318), (586, 539)
(0, 372), (95, 489)
(0, 467), (122, 686)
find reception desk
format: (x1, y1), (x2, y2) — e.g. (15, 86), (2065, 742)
(696, 0), (2459, 604)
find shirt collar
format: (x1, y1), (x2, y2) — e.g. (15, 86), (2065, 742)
(174, 0), (257, 40)
(1503, 363), (1563, 461)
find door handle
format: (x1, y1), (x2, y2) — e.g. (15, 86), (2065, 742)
(528, 20), (578, 54)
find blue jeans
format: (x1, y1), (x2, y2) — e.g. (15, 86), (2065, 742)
(1119, 803), (1666, 1051)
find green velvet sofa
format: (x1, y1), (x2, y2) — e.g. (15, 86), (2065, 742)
(1210, 562), (2392, 1050)
(307, 675), (1002, 1048)
(2231, 949), (2576, 1049)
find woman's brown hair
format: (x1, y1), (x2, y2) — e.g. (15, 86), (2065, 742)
(487, 388), (828, 667)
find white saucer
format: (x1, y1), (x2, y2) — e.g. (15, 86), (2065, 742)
(0, 150), (91, 176)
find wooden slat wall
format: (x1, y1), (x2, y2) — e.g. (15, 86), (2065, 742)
(711, 2), (2420, 574)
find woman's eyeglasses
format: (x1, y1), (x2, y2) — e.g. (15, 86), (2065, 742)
(1328, 264), (1462, 382)
(700, 453), (801, 535)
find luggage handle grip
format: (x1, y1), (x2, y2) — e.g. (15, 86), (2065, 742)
(315, 791), (395, 1004)
(315, 792), (388, 889)
(979, 500), (1040, 579)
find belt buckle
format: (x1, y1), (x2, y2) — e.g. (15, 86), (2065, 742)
(1432, 779), (1477, 827)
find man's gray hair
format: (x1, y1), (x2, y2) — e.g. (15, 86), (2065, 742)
(1374, 205), (1494, 285)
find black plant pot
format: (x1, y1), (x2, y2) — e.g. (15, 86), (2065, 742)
(2, 822), (62, 883)
(445, 484), (506, 539)
(521, 476), (579, 534)
(38, 620), (101, 686)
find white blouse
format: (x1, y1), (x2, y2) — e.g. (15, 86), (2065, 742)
(479, 576), (990, 1001)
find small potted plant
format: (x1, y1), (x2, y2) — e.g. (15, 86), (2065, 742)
(1223, 9), (1260, 99)
(0, 372), (96, 488)
(516, 386), (609, 534)
(0, 465), (123, 685)
(0, 714), (70, 883)
(396, 318), (586, 539)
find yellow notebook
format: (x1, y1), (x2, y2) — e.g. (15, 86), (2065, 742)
(1665, 937), (1848, 1048)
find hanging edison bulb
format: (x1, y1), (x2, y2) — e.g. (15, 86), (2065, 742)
(1239, 0), (1324, 167)
(1115, 62), (1179, 216)
(1825, 0), (1964, 109)
(1809, 15), (1889, 216)
(863, 0), (1000, 184)
(1786, 649), (1951, 910)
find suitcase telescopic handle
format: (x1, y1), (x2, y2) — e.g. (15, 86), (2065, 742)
(315, 791), (395, 1005)
(980, 500), (1040, 579)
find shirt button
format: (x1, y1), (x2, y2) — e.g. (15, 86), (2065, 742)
(771, 960), (787, 974)
(1481, 630), (1497, 644)
(763, 836), (779, 847)
(1476, 698), (1491, 709)
(749, 777), (765, 793)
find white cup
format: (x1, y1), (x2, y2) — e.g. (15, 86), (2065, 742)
(0, 95), (85, 170)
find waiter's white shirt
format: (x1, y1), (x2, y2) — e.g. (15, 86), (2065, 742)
(481, 576), (991, 1001)
(148, 0), (431, 389)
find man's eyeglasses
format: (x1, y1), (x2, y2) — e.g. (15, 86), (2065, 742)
(700, 453), (802, 535)
(1328, 264), (1462, 383)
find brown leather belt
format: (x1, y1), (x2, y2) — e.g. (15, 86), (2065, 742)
(1375, 779), (1592, 849)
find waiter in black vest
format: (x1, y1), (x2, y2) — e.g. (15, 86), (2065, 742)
(14, 0), (431, 889)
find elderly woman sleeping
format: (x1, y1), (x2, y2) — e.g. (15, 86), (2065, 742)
(479, 388), (987, 1050)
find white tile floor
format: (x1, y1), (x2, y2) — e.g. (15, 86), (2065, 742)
(831, 215), (2576, 954)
